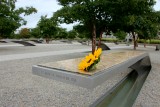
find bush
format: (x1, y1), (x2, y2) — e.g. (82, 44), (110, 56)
(113, 30), (126, 40)
(138, 39), (160, 44)
(138, 39), (145, 43)
(150, 39), (160, 44)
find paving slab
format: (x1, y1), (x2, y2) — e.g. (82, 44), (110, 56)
(0, 44), (132, 61)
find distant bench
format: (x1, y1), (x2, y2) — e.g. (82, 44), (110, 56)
(155, 44), (160, 51)
(12, 41), (35, 46)
(0, 40), (7, 43)
(30, 40), (43, 43)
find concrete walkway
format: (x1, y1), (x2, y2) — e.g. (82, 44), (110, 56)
(0, 44), (23, 47)
(0, 44), (132, 62)
(0, 48), (90, 62)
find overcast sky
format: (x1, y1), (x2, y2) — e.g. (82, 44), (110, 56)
(16, 0), (160, 31)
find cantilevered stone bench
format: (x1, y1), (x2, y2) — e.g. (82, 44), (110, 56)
(32, 50), (151, 89)
(12, 41), (35, 46)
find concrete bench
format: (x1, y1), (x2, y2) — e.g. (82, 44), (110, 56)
(32, 50), (151, 89)
(12, 41), (35, 46)
(155, 44), (160, 51)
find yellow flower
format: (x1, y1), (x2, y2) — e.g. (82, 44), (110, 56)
(94, 48), (102, 58)
(88, 53), (97, 61)
(78, 48), (102, 72)
(78, 61), (88, 71)
(79, 54), (94, 70)
(85, 53), (92, 62)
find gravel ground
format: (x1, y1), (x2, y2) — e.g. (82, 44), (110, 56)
(1, 44), (160, 107)
(0, 46), (129, 107)
(133, 47), (160, 107)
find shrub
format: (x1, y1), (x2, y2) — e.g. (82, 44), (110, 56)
(138, 39), (160, 44)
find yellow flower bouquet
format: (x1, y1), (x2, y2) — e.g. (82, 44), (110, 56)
(78, 48), (102, 72)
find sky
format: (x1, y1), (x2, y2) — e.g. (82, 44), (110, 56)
(16, 0), (160, 31)
(16, 0), (77, 31)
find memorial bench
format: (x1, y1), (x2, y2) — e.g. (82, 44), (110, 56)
(12, 41), (35, 46)
(155, 44), (160, 51)
(0, 40), (7, 43)
(32, 50), (151, 89)
(30, 40), (43, 43)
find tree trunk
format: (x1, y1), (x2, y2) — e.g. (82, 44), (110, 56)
(144, 39), (146, 48)
(92, 23), (96, 54)
(136, 40), (138, 47)
(132, 32), (136, 50)
(46, 37), (49, 44)
(136, 36), (138, 47)
(98, 31), (103, 49)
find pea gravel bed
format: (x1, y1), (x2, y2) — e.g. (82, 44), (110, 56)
(133, 48), (160, 107)
(0, 52), (129, 107)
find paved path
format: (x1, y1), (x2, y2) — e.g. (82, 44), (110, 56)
(0, 48), (90, 62)
(0, 44), (132, 62)
(0, 44), (23, 47)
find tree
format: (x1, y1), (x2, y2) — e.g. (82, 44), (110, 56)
(110, 0), (156, 49)
(67, 30), (77, 39)
(73, 24), (91, 39)
(114, 30), (126, 41)
(56, 28), (68, 39)
(54, 0), (113, 53)
(0, 0), (37, 38)
(30, 27), (41, 38)
(137, 11), (160, 47)
(37, 16), (58, 43)
(19, 28), (30, 38)
(54, 0), (159, 51)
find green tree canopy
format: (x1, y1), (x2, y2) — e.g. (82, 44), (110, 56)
(53, 0), (160, 50)
(114, 30), (126, 40)
(0, 0), (37, 38)
(67, 30), (77, 39)
(109, 0), (156, 49)
(19, 28), (30, 38)
(30, 27), (41, 38)
(73, 24), (91, 39)
(55, 27), (68, 39)
(37, 15), (58, 40)
(138, 11), (160, 40)
(54, 0), (113, 53)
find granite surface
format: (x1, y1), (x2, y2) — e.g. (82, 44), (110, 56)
(39, 50), (145, 76)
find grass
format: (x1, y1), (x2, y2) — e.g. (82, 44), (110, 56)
(138, 39), (160, 44)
